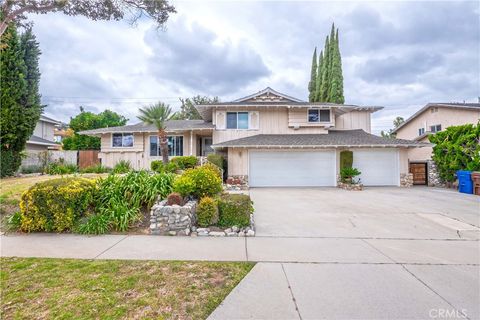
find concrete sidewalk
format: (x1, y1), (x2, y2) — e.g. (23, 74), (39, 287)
(2, 233), (479, 319)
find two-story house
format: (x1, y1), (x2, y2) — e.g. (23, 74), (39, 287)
(393, 102), (480, 185)
(21, 115), (61, 168)
(79, 87), (427, 187)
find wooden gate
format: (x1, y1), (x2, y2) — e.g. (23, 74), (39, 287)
(78, 150), (100, 169)
(409, 162), (427, 185)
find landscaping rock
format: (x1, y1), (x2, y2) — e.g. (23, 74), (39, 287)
(209, 231), (226, 237)
(149, 200), (197, 236)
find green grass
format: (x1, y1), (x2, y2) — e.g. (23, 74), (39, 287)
(1, 258), (254, 319)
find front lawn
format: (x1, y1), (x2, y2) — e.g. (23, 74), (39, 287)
(0, 257), (254, 319)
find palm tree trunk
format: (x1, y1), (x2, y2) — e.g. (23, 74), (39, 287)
(158, 129), (169, 164)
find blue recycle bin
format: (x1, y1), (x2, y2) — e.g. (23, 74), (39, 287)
(456, 170), (473, 194)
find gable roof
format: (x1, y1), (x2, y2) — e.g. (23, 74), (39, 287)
(40, 115), (61, 125)
(212, 129), (428, 149)
(392, 102), (480, 134)
(234, 87), (304, 103)
(78, 120), (214, 136)
(27, 135), (58, 146)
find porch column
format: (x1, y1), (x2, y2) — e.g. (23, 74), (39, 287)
(190, 130), (193, 156)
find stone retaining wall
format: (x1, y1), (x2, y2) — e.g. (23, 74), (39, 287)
(427, 160), (445, 187)
(400, 173), (413, 187)
(337, 181), (363, 191)
(225, 175), (249, 190)
(150, 200), (197, 236)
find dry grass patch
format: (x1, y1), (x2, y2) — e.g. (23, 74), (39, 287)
(0, 257), (254, 320)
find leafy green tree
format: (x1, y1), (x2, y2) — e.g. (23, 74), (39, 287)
(63, 108), (128, 150)
(308, 47), (317, 102)
(172, 95), (219, 120)
(138, 103), (172, 164)
(0, 23), (42, 177)
(381, 116), (404, 138)
(0, 0), (176, 37)
(429, 123), (480, 182)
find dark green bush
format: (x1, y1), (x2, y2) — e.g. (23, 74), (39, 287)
(1, 149), (22, 177)
(196, 196), (218, 227)
(173, 165), (222, 198)
(340, 150), (353, 169)
(429, 123), (480, 182)
(112, 160), (131, 174)
(80, 164), (111, 173)
(217, 194), (253, 227)
(151, 160), (179, 173)
(171, 156), (197, 169)
(45, 162), (78, 175)
(207, 154), (224, 170)
(19, 177), (97, 232)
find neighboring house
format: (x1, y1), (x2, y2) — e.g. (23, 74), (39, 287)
(392, 102), (480, 185)
(79, 87), (427, 187)
(22, 115), (61, 168)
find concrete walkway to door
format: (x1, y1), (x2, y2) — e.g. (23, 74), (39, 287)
(1, 187), (479, 319)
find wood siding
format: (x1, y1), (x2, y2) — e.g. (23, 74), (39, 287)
(334, 111), (372, 133)
(288, 108), (335, 128)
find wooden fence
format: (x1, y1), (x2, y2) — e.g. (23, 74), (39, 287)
(78, 150), (100, 169)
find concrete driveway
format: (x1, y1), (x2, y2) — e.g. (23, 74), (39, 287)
(210, 187), (480, 319)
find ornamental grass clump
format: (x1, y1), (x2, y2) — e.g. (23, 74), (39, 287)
(19, 177), (96, 232)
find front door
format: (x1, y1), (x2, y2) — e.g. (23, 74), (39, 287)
(409, 162), (427, 185)
(202, 137), (213, 156)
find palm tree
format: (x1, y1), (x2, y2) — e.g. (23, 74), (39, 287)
(138, 102), (172, 164)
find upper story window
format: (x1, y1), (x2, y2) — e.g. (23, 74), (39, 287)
(150, 136), (183, 157)
(227, 112), (249, 129)
(431, 107), (439, 113)
(308, 109), (330, 123)
(112, 133), (134, 147)
(430, 124), (442, 133)
(418, 128), (425, 136)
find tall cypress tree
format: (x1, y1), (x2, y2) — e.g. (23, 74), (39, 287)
(0, 24), (42, 176)
(318, 35), (330, 102)
(315, 50), (323, 102)
(308, 47), (317, 102)
(20, 26), (42, 113)
(328, 28), (345, 104)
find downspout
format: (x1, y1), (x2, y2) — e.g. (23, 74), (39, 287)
(190, 130), (193, 156)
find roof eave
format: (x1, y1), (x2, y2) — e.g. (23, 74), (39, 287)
(213, 143), (428, 149)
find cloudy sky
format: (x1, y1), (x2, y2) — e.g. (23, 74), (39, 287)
(29, 0), (479, 134)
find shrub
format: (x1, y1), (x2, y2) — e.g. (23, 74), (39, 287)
(80, 164), (111, 174)
(167, 192), (184, 206)
(171, 156), (197, 169)
(173, 165), (222, 199)
(6, 211), (22, 231)
(20, 165), (43, 174)
(197, 196), (218, 227)
(19, 177), (96, 232)
(340, 167), (361, 183)
(112, 160), (131, 174)
(45, 162), (78, 175)
(429, 123), (480, 182)
(207, 154), (224, 170)
(340, 150), (353, 169)
(202, 162), (222, 179)
(151, 160), (180, 173)
(81, 171), (174, 234)
(217, 194), (253, 227)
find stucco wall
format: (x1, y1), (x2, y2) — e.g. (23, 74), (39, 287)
(334, 111), (372, 133)
(395, 108), (480, 140)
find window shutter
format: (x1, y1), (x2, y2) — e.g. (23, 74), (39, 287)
(216, 111), (226, 130)
(249, 111), (259, 130)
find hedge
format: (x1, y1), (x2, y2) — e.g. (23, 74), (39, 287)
(217, 194), (253, 227)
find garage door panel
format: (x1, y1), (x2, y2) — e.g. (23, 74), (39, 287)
(249, 151), (335, 187)
(352, 149), (399, 186)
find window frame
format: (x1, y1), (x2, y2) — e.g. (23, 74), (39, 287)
(149, 135), (184, 157)
(418, 128), (425, 136)
(430, 124), (442, 133)
(308, 108), (331, 123)
(111, 132), (134, 148)
(226, 111), (250, 130)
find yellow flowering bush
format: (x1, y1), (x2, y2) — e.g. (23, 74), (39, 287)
(173, 164), (222, 199)
(19, 177), (96, 232)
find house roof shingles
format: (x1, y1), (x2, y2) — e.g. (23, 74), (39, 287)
(212, 130), (429, 149)
(27, 135), (58, 146)
(78, 120), (214, 136)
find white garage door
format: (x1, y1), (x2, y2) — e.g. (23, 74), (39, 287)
(249, 151), (336, 187)
(352, 149), (399, 186)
